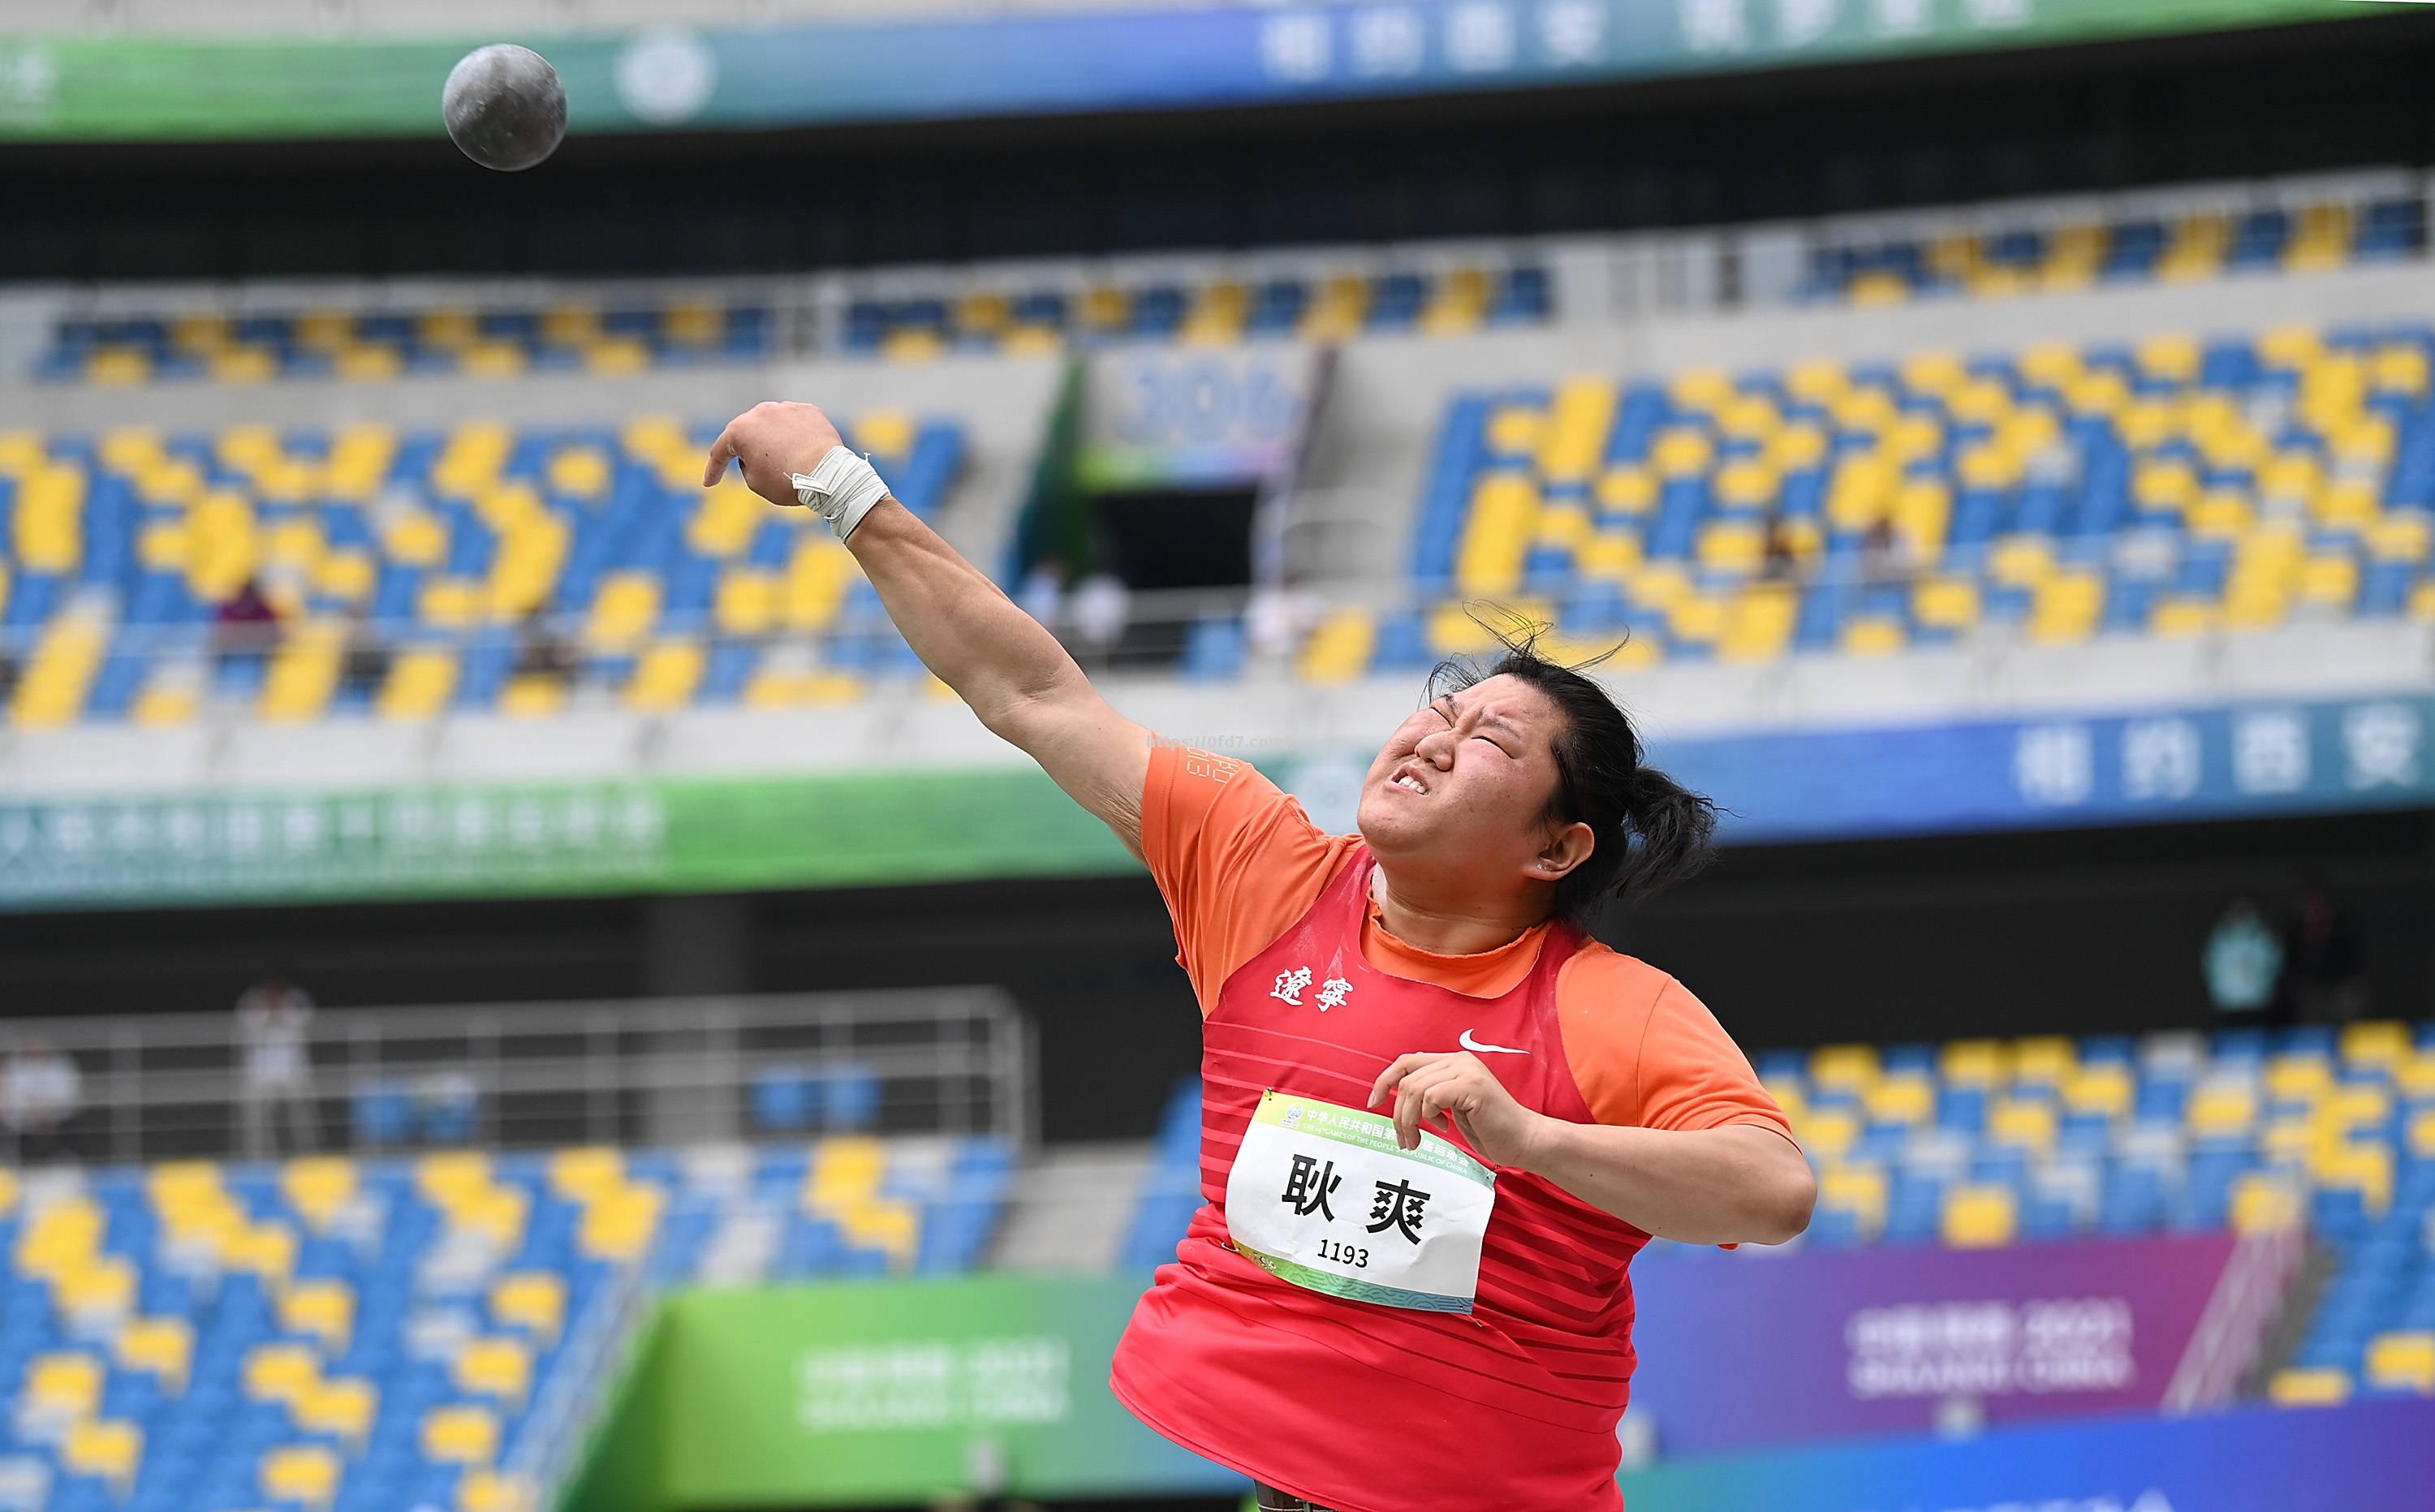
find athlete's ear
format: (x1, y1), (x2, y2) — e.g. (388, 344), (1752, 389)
(1532, 820), (1595, 881)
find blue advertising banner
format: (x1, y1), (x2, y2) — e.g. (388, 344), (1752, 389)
(0, 0), (2375, 142)
(1615, 1397), (2433, 1511)
(1280, 689), (2435, 846)
(1623, 1234), (2243, 1456)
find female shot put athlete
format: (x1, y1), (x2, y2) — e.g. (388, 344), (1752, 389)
(706, 402), (1815, 1512)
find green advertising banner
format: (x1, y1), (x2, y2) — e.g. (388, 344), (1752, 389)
(563, 1275), (1239, 1510)
(0, 766), (1133, 912)
(0, 0), (2379, 144)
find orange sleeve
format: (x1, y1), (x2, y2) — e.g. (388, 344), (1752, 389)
(1554, 951), (1796, 1145)
(1140, 743), (1355, 1014)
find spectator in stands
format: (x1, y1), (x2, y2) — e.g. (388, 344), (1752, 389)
(514, 609), (578, 687)
(213, 574), (282, 665)
(1761, 513), (1799, 580)
(2203, 894), (2287, 1027)
(2, 1038), (84, 1164)
(703, 400), (1811, 1512)
(1017, 555), (1069, 633)
(338, 603), (389, 704)
(1069, 570), (1131, 670)
(2283, 877), (2366, 1024)
(1860, 518), (1913, 585)
(236, 971), (319, 1156)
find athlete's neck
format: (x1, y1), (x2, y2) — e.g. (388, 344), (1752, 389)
(1368, 864), (1549, 957)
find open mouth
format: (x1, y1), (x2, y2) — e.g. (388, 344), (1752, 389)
(1388, 764), (1431, 796)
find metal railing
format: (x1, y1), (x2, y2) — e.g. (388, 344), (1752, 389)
(0, 988), (1033, 1165)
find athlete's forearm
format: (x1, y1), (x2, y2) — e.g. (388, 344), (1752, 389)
(1520, 1119), (1814, 1246)
(843, 498), (1092, 739)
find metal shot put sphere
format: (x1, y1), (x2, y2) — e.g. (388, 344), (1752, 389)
(442, 45), (568, 173)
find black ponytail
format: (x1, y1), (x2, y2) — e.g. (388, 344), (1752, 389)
(1428, 610), (1717, 924)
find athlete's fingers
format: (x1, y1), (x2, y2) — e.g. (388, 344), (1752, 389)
(1392, 1064), (1461, 1148)
(1368, 1052), (1440, 1110)
(703, 420), (740, 488)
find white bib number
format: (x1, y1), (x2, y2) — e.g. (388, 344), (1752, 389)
(1223, 1088), (1497, 1314)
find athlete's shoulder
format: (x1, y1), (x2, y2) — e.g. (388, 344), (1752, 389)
(1554, 938), (1680, 1021)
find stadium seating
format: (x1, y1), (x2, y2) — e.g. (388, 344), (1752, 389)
(0, 1136), (1011, 1512)
(841, 262), (1550, 358)
(0, 411), (964, 728)
(32, 301), (774, 386)
(1804, 192), (2426, 305)
(1342, 320), (2435, 678)
(1127, 1019), (2435, 1409)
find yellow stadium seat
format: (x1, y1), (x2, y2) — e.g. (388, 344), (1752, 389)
(85, 347), (152, 385)
(278, 1279), (355, 1351)
(226, 1223), (298, 1281)
(1940, 1185), (2018, 1248)
(1914, 575), (1980, 632)
(587, 572), (662, 651)
(809, 1136), (888, 1208)
(2010, 1037), (2075, 1086)
(1862, 1075), (1934, 1126)
(539, 304), (601, 345)
(295, 1377), (378, 1444)
(1696, 519), (1768, 576)
(849, 409), (916, 461)
(2269, 1368), (2351, 1406)
(489, 671), (562, 719)
(1536, 379), (1617, 485)
(491, 1272), (568, 1343)
(1818, 1163), (1887, 1238)
(1648, 428), (1714, 477)
(2265, 1053), (2334, 1105)
(2334, 1021), (2406, 1072)
(1596, 467), (1657, 515)
(282, 1157), (357, 1230)
(459, 341), (527, 379)
(261, 1444), (341, 1505)
(1808, 1045), (1878, 1092)
(882, 327), (944, 363)
(1939, 1040), (2006, 1086)
(2229, 1174), (2302, 1234)
(423, 1404), (502, 1466)
(2187, 1082), (2258, 1138)
(576, 1187), (662, 1261)
(376, 648), (458, 722)
(2366, 1333), (2435, 1394)
(582, 338), (652, 375)
(11, 616), (108, 729)
(460, 1469), (536, 1512)
(453, 1187), (531, 1251)
(545, 446), (613, 498)
(1847, 271), (1908, 308)
(2312, 1144), (2393, 1219)
(663, 301), (723, 345)
(27, 1352), (104, 1419)
(451, 1338), (533, 1407)
(1717, 583), (1797, 665)
(114, 1318), (191, 1390)
(2060, 1064), (2133, 1121)
(623, 638), (711, 706)
(1838, 618), (1904, 658)
(1792, 1108), (1856, 1161)
(1987, 1097), (2057, 1153)
(416, 1151), (493, 1206)
(64, 1418), (141, 1485)
(1297, 609), (1377, 686)
(243, 1343), (319, 1405)
(57, 1259), (136, 1321)
(546, 1147), (626, 1201)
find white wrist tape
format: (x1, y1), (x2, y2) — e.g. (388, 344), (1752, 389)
(787, 446), (891, 542)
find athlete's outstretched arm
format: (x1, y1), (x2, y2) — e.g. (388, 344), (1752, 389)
(706, 401), (1151, 859)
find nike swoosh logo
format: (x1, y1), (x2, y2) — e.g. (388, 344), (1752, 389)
(1459, 1028), (1528, 1056)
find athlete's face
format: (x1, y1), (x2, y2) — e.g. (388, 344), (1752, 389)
(1356, 674), (1581, 887)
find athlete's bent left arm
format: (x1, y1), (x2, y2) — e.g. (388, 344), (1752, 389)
(1369, 1051), (1816, 1247)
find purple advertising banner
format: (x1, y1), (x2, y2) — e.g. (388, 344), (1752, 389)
(1625, 1234), (2256, 1457)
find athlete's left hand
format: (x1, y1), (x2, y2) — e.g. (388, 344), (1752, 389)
(1368, 1050), (1549, 1169)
